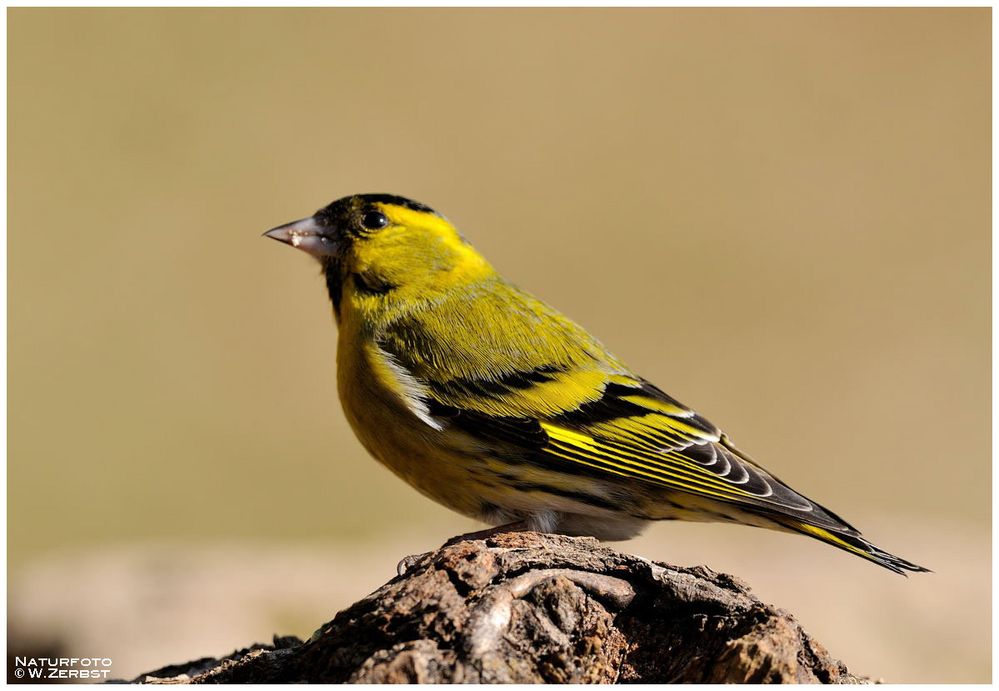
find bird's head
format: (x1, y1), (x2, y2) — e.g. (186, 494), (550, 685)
(265, 194), (494, 318)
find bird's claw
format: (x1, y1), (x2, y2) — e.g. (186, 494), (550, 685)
(396, 552), (430, 577)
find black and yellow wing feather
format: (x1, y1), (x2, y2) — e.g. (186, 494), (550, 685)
(375, 280), (927, 575)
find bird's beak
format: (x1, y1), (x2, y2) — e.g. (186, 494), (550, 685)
(263, 217), (339, 258)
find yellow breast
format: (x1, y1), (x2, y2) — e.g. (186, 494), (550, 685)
(334, 316), (488, 518)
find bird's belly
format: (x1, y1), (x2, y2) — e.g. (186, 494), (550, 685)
(334, 335), (652, 540)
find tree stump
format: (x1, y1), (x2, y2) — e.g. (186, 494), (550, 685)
(132, 532), (868, 684)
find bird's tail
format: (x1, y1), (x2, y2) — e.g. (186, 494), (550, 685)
(779, 519), (930, 575)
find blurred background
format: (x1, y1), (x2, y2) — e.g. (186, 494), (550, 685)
(8, 8), (989, 683)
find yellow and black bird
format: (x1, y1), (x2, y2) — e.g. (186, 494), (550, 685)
(265, 193), (927, 575)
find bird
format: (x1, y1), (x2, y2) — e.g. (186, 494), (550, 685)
(264, 193), (927, 575)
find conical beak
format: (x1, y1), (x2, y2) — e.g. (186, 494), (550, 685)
(263, 217), (339, 258)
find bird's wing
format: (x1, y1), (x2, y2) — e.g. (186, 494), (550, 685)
(374, 285), (857, 534)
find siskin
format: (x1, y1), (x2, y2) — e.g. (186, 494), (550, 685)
(266, 193), (927, 575)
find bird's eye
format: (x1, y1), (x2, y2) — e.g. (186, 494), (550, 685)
(360, 210), (389, 231)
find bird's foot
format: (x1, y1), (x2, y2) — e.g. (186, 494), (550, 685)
(443, 520), (530, 547)
(396, 551), (431, 577)
(397, 522), (531, 576)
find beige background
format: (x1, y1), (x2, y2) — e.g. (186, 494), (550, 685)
(8, 8), (990, 683)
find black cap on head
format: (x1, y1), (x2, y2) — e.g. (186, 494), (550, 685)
(314, 194), (439, 225)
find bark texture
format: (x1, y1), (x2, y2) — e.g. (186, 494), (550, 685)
(132, 532), (868, 684)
